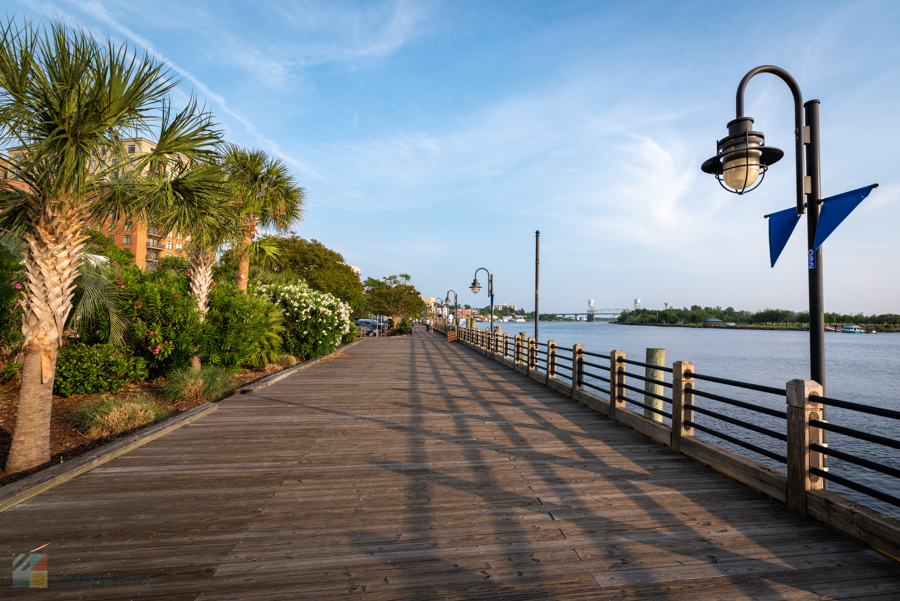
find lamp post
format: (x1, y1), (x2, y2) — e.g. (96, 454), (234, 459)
(445, 290), (458, 331)
(535, 230), (540, 345)
(701, 65), (825, 390)
(470, 268), (494, 352)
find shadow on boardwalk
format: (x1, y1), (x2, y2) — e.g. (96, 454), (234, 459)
(0, 325), (898, 599)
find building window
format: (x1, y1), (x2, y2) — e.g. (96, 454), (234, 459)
(128, 144), (135, 153)
(123, 235), (131, 244)
(124, 222), (131, 231)
(166, 241), (173, 249)
(108, 235), (114, 242)
(108, 223), (115, 232)
(176, 242), (182, 250)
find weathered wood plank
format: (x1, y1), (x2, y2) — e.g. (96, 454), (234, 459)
(0, 326), (895, 599)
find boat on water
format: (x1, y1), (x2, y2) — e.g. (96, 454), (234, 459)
(515, 317), (526, 323)
(842, 325), (866, 334)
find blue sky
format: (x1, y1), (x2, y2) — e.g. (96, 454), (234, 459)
(10, 0), (900, 314)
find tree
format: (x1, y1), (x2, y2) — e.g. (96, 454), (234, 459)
(0, 21), (223, 472)
(221, 145), (304, 292)
(363, 274), (425, 324)
(280, 238), (363, 308)
(231, 236), (364, 309)
(161, 161), (237, 369)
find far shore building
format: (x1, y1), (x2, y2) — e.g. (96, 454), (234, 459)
(1, 138), (189, 269)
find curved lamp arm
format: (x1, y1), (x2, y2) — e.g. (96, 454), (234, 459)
(472, 267), (492, 295)
(736, 65), (806, 214)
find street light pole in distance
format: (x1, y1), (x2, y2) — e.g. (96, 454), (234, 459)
(470, 268), (494, 353)
(535, 230), (540, 345)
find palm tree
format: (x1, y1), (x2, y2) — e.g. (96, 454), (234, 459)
(0, 21), (224, 472)
(221, 145), (304, 292)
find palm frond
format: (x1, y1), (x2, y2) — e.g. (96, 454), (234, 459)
(68, 255), (129, 346)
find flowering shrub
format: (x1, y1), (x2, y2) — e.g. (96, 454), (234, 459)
(119, 270), (204, 373)
(253, 282), (352, 360)
(202, 283), (280, 367)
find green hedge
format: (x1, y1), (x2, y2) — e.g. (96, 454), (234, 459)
(54, 343), (148, 397)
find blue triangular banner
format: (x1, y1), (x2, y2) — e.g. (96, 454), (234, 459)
(768, 207), (802, 267)
(813, 185), (876, 251)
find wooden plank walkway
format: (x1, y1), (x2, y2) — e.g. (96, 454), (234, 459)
(1, 326), (899, 599)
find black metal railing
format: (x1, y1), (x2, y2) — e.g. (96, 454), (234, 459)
(452, 325), (900, 525)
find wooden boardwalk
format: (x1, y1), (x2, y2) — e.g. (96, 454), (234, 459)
(1, 327), (899, 599)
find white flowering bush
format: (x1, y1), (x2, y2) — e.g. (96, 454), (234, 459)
(253, 282), (352, 361)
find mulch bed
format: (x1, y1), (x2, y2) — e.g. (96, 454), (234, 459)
(0, 366), (278, 487)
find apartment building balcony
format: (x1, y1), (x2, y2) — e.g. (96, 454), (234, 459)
(146, 238), (164, 250)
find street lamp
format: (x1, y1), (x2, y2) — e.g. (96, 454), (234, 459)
(470, 268), (494, 352)
(445, 290), (458, 331)
(701, 65), (825, 388)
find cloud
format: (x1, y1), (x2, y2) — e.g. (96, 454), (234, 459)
(20, 0), (318, 178)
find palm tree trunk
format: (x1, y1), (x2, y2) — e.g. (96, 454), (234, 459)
(189, 247), (215, 371)
(236, 213), (259, 293)
(5, 223), (84, 473)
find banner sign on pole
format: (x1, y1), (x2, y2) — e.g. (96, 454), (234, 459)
(813, 184), (877, 251)
(767, 207), (802, 267)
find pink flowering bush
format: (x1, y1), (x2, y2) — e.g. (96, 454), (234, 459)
(119, 269), (204, 374)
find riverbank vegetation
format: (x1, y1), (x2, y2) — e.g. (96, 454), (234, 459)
(617, 306), (899, 330)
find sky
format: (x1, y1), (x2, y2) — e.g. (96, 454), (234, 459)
(7, 0), (900, 314)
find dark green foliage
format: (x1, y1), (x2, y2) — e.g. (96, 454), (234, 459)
(364, 274), (425, 322)
(54, 343), (148, 397)
(0, 361), (21, 383)
(85, 228), (135, 268)
(341, 323), (358, 344)
(228, 237), (364, 309)
(393, 317), (413, 335)
(119, 269), (204, 373)
(158, 255), (190, 271)
(163, 366), (236, 403)
(202, 282), (281, 368)
(0, 244), (23, 363)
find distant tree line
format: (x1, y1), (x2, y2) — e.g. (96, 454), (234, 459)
(616, 306), (900, 330)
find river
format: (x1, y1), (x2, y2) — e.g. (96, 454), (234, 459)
(473, 320), (900, 519)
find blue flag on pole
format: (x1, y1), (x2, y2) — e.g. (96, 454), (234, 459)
(813, 185), (876, 251)
(767, 207), (802, 267)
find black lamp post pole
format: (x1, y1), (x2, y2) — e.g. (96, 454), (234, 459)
(471, 268), (493, 353)
(446, 290), (458, 331)
(734, 66), (825, 389)
(535, 230), (540, 345)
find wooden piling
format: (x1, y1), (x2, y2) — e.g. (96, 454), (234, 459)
(644, 348), (666, 422)
(786, 379), (825, 516)
(671, 361), (694, 452)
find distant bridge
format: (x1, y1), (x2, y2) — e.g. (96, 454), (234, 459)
(548, 309), (627, 318)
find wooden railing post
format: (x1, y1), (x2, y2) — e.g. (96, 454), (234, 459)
(671, 361), (694, 452)
(786, 379), (825, 516)
(609, 350), (625, 420)
(527, 337), (536, 373)
(547, 340), (557, 380)
(573, 344), (584, 392)
(514, 334), (522, 366)
(644, 348), (666, 423)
